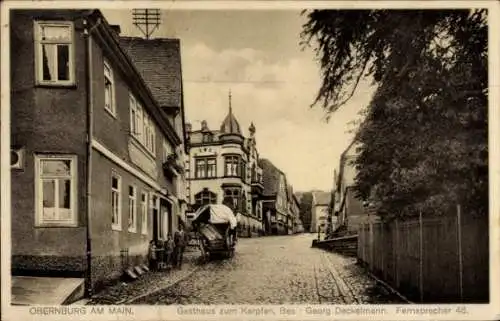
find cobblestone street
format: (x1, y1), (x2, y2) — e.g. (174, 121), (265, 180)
(132, 234), (403, 304)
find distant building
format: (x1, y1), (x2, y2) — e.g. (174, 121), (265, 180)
(185, 94), (264, 237)
(10, 9), (187, 302)
(259, 159), (291, 235)
(310, 191), (332, 233)
(290, 193), (301, 233)
(286, 185), (302, 234)
(333, 141), (378, 235)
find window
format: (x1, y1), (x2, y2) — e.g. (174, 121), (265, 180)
(104, 60), (116, 116)
(141, 191), (148, 235)
(130, 96), (137, 134)
(129, 93), (156, 155)
(195, 157), (216, 179)
(241, 192), (247, 214)
(35, 155), (77, 227)
(207, 159), (216, 177)
(111, 173), (121, 231)
(195, 159), (206, 178)
(241, 160), (247, 182)
(224, 155), (240, 177)
(223, 188), (241, 212)
(195, 189), (217, 207)
(163, 139), (173, 163)
(128, 186), (137, 232)
(34, 21), (74, 85)
(202, 133), (213, 143)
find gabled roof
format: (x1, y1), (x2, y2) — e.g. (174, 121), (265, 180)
(119, 37), (182, 109)
(259, 158), (283, 196)
(312, 191), (331, 206)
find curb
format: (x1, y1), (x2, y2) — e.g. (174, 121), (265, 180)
(366, 270), (413, 304)
(117, 262), (201, 305)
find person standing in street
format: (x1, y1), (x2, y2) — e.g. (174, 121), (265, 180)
(173, 223), (188, 269)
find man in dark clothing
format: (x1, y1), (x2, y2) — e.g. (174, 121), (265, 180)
(173, 224), (188, 269)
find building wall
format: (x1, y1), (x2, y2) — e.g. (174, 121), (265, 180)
(88, 32), (182, 289)
(10, 11), (88, 275)
(90, 38), (177, 196)
(89, 152), (155, 290)
(187, 142), (262, 234)
(310, 205), (329, 233)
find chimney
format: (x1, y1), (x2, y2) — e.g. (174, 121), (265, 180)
(201, 120), (209, 132)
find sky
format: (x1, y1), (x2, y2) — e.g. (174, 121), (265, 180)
(103, 9), (375, 192)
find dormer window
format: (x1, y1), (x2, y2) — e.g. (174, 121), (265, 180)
(202, 133), (213, 143)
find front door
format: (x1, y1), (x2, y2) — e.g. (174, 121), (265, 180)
(152, 195), (159, 242)
(160, 198), (173, 238)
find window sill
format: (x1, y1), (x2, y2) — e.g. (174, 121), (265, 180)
(34, 222), (78, 228)
(105, 107), (117, 119)
(35, 82), (77, 89)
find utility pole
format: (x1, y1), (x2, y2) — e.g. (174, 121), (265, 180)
(132, 9), (161, 39)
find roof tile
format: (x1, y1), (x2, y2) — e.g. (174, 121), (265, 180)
(119, 37), (182, 109)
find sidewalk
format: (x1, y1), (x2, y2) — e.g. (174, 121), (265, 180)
(86, 249), (201, 305)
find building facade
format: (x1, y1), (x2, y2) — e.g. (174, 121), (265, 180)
(332, 141), (378, 236)
(310, 191), (331, 234)
(260, 159), (293, 235)
(290, 193), (301, 233)
(185, 95), (264, 237)
(10, 9), (187, 301)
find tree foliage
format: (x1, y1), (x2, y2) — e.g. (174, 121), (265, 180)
(301, 9), (487, 218)
(298, 192), (313, 228)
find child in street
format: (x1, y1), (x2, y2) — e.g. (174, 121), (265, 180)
(148, 240), (157, 271)
(165, 234), (175, 269)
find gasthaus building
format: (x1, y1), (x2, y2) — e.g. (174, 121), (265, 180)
(9, 9), (188, 304)
(185, 95), (265, 237)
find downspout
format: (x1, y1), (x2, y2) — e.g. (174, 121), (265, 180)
(83, 15), (100, 298)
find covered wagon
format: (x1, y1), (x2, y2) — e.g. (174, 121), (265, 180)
(191, 204), (238, 260)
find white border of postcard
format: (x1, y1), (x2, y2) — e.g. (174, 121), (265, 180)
(1, 1), (499, 320)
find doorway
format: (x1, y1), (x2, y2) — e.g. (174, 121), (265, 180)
(159, 198), (173, 239)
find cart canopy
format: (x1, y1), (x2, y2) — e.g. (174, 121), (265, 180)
(192, 204), (238, 229)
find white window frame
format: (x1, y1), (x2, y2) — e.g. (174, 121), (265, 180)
(34, 21), (75, 86)
(111, 172), (122, 231)
(104, 60), (116, 117)
(129, 92), (156, 156)
(130, 94), (137, 135)
(128, 185), (137, 232)
(163, 138), (173, 163)
(141, 191), (148, 235)
(34, 154), (78, 227)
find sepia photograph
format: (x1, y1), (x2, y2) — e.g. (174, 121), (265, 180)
(1, 0), (498, 320)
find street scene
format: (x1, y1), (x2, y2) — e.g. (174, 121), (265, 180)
(89, 234), (402, 305)
(5, 3), (490, 310)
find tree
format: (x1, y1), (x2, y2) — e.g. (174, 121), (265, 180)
(301, 9), (487, 218)
(298, 192), (313, 230)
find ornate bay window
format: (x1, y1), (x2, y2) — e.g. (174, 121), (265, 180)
(195, 189), (217, 207)
(224, 155), (240, 177)
(223, 188), (242, 213)
(224, 154), (246, 179)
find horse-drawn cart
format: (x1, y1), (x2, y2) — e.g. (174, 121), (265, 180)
(191, 204), (238, 261)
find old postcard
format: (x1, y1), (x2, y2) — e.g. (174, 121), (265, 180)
(1, 0), (499, 320)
